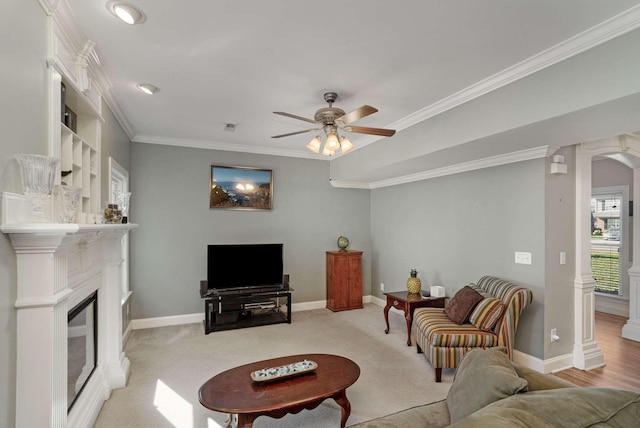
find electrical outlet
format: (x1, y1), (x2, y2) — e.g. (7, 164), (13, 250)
(550, 328), (559, 342)
(515, 251), (532, 265)
(380, 283), (385, 291)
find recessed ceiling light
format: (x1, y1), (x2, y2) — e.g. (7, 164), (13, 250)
(136, 83), (159, 95)
(106, 1), (147, 25)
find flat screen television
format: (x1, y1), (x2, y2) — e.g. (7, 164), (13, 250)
(207, 243), (284, 293)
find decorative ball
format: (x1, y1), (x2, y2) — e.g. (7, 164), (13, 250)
(337, 236), (350, 251)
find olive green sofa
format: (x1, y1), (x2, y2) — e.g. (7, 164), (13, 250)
(351, 348), (640, 427)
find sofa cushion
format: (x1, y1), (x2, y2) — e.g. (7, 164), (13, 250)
(444, 286), (484, 324)
(415, 309), (498, 348)
(448, 387), (640, 428)
(447, 347), (528, 423)
(469, 297), (505, 332)
(348, 399), (450, 428)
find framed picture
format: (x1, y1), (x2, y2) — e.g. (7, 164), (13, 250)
(210, 165), (273, 210)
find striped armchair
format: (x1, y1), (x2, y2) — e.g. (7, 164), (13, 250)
(413, 276), (533, 382)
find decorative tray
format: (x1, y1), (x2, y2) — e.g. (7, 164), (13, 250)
(250, 360), (318, 383)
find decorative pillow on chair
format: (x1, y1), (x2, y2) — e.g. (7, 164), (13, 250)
(469, 298), (505, 332)
(447, 347), (528, 423)
(444, 286), (484, 324)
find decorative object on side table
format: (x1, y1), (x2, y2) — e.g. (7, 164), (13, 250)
(407, 268), (422, 294)
(337, 235), (350, 251)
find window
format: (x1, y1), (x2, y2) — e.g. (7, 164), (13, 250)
(591, 186), (628, 297)
(108, 157), (130, 299)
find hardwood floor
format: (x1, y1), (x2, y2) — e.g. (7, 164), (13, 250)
(553, 311), (640, 392)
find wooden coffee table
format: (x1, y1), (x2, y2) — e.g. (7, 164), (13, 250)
(198, 353), (360, 428)
(383, 291), (446, 346)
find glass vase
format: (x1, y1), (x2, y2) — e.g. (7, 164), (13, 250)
(54, 185), (82, 223)
(15, 154), (59, 222)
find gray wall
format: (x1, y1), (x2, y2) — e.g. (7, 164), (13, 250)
(129, 143), (371, 319)
(0, 1), (48, 426)
(101, 99), (132, 196)
(370, 159), (547, 359)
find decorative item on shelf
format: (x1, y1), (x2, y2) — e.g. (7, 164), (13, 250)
(54, 185), (82, 223)
(337, 235), (350, 251)
(15, 154), (59, 223)
(103, 202), (122, 223)
(63, 105), (77, 132)
(407, 268), (422, 294)
(60, 170), (72, 186)
(116, 191), (131, 223)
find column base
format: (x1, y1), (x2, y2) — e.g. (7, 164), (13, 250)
(573, 341), (605, 370)
(622, 319), (640, 342)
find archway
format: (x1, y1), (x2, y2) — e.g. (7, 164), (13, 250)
(575, 134), (640, 370)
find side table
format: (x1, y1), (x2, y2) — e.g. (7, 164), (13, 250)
(383, 291), (446, 346)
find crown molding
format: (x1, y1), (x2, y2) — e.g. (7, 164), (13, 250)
(329, 180), (371, 189)
(38, 0), (61, 15)
(101, 86), (137, 140)
(354, 4), (640, 150)
(364, 146), (559, 189)
(133, 135), (325, 160)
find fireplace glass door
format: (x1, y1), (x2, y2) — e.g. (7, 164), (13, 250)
(68, 291), (98, 411)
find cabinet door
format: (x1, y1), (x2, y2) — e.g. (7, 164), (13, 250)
(347, 253), (363, 308)
(332, 253), (351, 309)
(326, 252), (363, 311)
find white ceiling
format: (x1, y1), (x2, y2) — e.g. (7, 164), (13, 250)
(67, 0), (640, 166)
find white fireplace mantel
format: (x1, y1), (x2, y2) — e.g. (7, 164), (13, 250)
(2, 222), (137, 428)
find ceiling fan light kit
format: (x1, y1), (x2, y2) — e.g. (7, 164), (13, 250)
(273, 92), (396, 157)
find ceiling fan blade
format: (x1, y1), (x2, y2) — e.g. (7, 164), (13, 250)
(344, 125), (396, 137)
(273, 111), (318, 125)
(336, 105), (378, 125)
(271, 128), (319, 138)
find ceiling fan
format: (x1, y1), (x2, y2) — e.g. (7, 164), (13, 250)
(272, 92), (396, 156)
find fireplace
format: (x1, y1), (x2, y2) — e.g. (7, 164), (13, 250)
(1, 220), (136, 428)
(68, 291), (97, 411)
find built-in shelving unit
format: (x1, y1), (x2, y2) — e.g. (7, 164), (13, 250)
(58, 77), (102, 218)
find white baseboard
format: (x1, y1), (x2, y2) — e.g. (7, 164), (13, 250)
(131, 312), (204, 330)
(129, 297), (581, 376)
(513, 349), (574, 374)
(369, 295), (385, 307)
(131, 296), (384, 330)
(595, 295), (629, 318)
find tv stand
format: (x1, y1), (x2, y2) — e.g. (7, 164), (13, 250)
(200, 281), (293, 334)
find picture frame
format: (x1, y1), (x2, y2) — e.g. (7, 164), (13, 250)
(210, 165), (273, 210)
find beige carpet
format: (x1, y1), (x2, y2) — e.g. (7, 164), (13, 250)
(94, 304), (453, 427)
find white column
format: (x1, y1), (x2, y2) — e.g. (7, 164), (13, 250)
(8, 231), (73, 428)
(100, 229), (130, 388)
(573, 145), (605, 369)
(623, 168), (640, 341)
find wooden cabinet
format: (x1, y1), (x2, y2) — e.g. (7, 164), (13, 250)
(326, 251), (363, 311)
